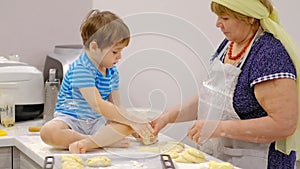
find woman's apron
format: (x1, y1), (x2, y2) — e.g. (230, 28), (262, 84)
(197, 33), (270, 169)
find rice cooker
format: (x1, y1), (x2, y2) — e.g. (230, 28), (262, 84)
(0, 57), (44, 121)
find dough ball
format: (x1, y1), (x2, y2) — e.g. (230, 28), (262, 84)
(208, 160), (234, 169)
(86, 156), (111, 167)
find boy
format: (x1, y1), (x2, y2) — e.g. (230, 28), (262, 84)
(40, 9), (154, 153)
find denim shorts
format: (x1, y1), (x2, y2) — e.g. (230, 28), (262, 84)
(53, 112), (107, 135)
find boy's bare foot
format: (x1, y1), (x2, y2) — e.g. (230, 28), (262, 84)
(69, 141), (86, 154)
(108, 138), (131, 148)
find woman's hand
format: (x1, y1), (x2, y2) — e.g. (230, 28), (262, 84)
(131, 113), (167, 142)
(188, 120), (220, 145)
(188, 120), (204, 145)
(151, 114), (170, 136)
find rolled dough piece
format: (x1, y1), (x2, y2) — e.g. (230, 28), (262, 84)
(175, 148), (206, 164)
(208, 160), (234, 169)
(168, 142), (185, 148)
(142, 134), (158, 145)
(160, 142), (185, 153)
(62, 160), (84, 169)
(181, 151), (206, 163)
(61, 155), (83, 164)
(164, 151), (179, 159)
(187, 147), (205, 159)
(174, 155), (191, 163)
(28, 126), (41, 132)
(86, 156), (111, 167)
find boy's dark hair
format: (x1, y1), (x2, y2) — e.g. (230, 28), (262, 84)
(80, 9), (130, 50)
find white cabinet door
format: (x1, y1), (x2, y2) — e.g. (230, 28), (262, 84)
(0, 147), (12, 169)
(12, 147), (42, 169)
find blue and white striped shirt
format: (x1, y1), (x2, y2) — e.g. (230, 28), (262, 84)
(55, 52), (119, 119)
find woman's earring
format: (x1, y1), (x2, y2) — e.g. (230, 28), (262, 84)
(250, 18), (255, 25)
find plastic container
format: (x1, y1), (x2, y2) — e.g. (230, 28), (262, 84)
(0, 87), (16, 127)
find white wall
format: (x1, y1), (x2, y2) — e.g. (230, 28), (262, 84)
(93, 0), (300, 147)
(273, 0), (300, 46)
(93, 1), (216, 146)
(0, 0), (92, 70)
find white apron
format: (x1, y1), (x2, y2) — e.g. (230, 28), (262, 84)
(197, 34), (270, 169)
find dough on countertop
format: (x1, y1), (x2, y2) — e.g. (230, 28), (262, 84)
(86, 156), (111, 167)
(208, 160), (234, 169)
(62, 160), (84, 169)
(163, 150), (179, 159)
(187, 147), (205, 159)
(61, 155), (84, 164)
(142, 134), (158, 145)
(61, 155), (84, 169)
(174, 155), (191, 163)
(28, 126), (41, 132)
(181, 151), (206, 163)
(137, 146), (160, 153)
(130, 160), (144, 167)
(168, 142), (185, 148)
(174, 148), (206, 164)
(138, 141), (184, 154)
(160, 142), (185, 153)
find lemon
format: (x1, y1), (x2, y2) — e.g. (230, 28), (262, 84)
(0, 129), (7, 136)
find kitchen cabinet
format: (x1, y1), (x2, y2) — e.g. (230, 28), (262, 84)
(13, 147), (41, 169)
(0, 147), (12, 169)
(0, 146), (41, 169)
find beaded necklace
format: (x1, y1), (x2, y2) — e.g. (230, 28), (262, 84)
(228, 35), (255, 60)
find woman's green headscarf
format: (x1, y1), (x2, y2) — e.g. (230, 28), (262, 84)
(212, 0), (300, 159)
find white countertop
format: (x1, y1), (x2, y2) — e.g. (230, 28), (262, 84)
(0, 119), (57, 166)
(0, 119), (225, 169)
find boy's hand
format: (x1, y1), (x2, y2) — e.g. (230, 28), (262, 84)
(131, 132), (142, 141)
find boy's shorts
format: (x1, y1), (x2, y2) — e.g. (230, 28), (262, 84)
(53, 112), (107, 135)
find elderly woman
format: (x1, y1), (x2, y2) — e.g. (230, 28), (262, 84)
(152, 0), (300, 168)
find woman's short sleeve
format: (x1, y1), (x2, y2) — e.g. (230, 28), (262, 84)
(249, 36), (296, 87)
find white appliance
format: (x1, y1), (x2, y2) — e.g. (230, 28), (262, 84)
(43, 44), (83, 82)
(0, 57), (44, 121)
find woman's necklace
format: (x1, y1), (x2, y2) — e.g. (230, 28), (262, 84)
(228, 35), (255, 60)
